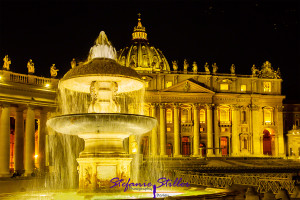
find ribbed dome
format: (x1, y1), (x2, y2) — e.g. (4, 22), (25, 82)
(117, 15), (170, 72)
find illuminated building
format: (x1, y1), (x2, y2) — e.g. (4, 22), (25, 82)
(0, 16), (292, 177)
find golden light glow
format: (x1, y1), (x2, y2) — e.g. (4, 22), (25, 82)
(45, 83), (50, 88)
(264, 82), (271, 92)
(264, 108), (273, 124)
(166, 81), (173, 88)
(200, 109), (206, 123)
(241, 85), (246, 92)
(34, 154), (38, 158)
(220, 83), (229, 91)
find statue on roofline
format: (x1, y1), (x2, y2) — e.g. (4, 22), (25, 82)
(50, 64), (59, 78)
(230, 64), (235, 74)
(27, 59), (35, 74)
(192, 61), (198, 73)
(3, 55), (11, 71)
(204, 62), (210, 74)
(71, 58), (76, 68)
(183, 59), (189, 72)
(251, 64), (259, 76)
(172, 61), (178, 71)
(212, 63), (218, 73)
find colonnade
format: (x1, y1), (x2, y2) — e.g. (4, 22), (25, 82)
(0, 104), (48, 177)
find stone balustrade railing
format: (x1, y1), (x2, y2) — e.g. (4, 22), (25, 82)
(0, 70), (58, 88)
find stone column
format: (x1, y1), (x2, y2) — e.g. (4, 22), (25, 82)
(193, 104), (200, 156)
(159, 103), (167, 156)
(14, 108), (24, 174)
(251, 104), (261, 156)
(38, 110), (47, 172)
(151, 104), (158, 156)
(276, 105), (285, 156)
(206, 104), (214, 156)
(231, 105), (240, 156)
(213, 105), (220, 156)
(0, 105), (11, 177)
(24, 106), (36, 176)
(173, 103), (181, 157)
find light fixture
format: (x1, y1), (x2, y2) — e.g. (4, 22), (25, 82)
(34, 154), (38, 158)
(45, 83), (50, 88)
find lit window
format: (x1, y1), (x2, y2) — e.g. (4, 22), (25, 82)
(219, 106), (230, 123)
(241, 111), (247, 123)
(145, 82), (149, 88)
(200, 109), (206, 123)
(241, 85), (246, 92)
(166, 109), (173, 123)
(166, 81), (173, 88)
(181, 109), (188, 123)
(264, 82), (271, 92)
(220, 84), (229, 91)
(264, 108), (273, 124)
(167, 127), (171, 132)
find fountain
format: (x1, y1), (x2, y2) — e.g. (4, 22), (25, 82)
(47, 31), (157, 191)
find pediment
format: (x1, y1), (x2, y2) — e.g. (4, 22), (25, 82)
(161, 79), (214, 94)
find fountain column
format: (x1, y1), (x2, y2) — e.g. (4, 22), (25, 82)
(24, 106), (35, 176)
(159, 103), (167, 156)
(151, 103), (158, 156)
(14, 108), (24, 173)
(173, 103), (181, 157)
(38, 110), (47, 172)
(214, 105), (220, 156)
(206, 104), (214, 156)
(193, 104), (200, 156)
(0, 104), (11, 177)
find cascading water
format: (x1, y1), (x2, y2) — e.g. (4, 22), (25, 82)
(46, 31), (157, 191)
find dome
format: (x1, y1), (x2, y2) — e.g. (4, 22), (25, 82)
(117, 15), (170, 72)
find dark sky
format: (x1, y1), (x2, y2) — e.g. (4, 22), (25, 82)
(0, 0), (299, 102)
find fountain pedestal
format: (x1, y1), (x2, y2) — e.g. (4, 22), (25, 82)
(77, 156), (132, 191)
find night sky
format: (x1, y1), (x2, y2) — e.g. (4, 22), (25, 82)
(0, 0), (299, 102)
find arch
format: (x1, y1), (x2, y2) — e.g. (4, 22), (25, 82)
(263, 129), (272, 155)
(167, 143), (173, 157)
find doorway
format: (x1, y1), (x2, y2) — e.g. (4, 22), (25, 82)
(220, 137), (228, 156)
(263, 129), (272, 155)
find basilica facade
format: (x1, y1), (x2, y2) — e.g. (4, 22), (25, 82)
(0, 17), (287, 177)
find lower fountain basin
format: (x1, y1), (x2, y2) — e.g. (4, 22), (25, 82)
(47, 113), (157, 138)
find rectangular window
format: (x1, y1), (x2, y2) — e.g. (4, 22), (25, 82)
(220, 84), (228, 91)
(241, 85), (246, 92)
(166, 109), (173, 123)
(263, 82), (271, 92)
(264, 108), (273, 124)
(199, 109), (206, 123)
(166, 81), (173, 88)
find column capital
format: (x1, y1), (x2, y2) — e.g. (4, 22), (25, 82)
(248, 104), (260, 111)
(0, 103), (10, 109)
(26, 104), (36, 110)
(231, 104), (241, 111)
(150, 103), (158, 108)
(193, 103), (200, 110)
(206, 103), (214, 110)
(276, 105), (284, 112)
(159, 103), (166, 109)
(173, 103), (181, 109)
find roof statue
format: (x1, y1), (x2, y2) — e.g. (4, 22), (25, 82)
(172, 61), (178, 71)
(27, 59), (35, 74)
(50, 64), (59, 78)
(184, 59), (189, 73)
(117, 14), (170, 72)
(230, 64), (235, 74)
(275, 67), (281, 79)
(204, 62), (210, 74)
(71, 58), (76, 68)
(3, 55), (11, 71)
(212, 63), (218, 73)
(192, 61), (198, 73)
(251, 64), (259, 76)
(259, 61), (279, 79)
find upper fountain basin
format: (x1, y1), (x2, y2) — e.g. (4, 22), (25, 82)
(60, 58), (144, 93)
(47, 113), (157, 138)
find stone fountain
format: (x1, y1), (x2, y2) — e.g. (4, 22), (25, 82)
(47, 31), (157, 191)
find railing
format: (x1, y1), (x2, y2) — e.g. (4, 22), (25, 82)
(0, 70), (58, 88)
(169, 170), (296, 194)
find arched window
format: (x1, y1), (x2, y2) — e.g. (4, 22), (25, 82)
(199, 109), (206, 123)
(181, 109), (188, 123)
(219, 106), (230, 123)
(264, 107), (273, 124)
(166, 109), (173, 123)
